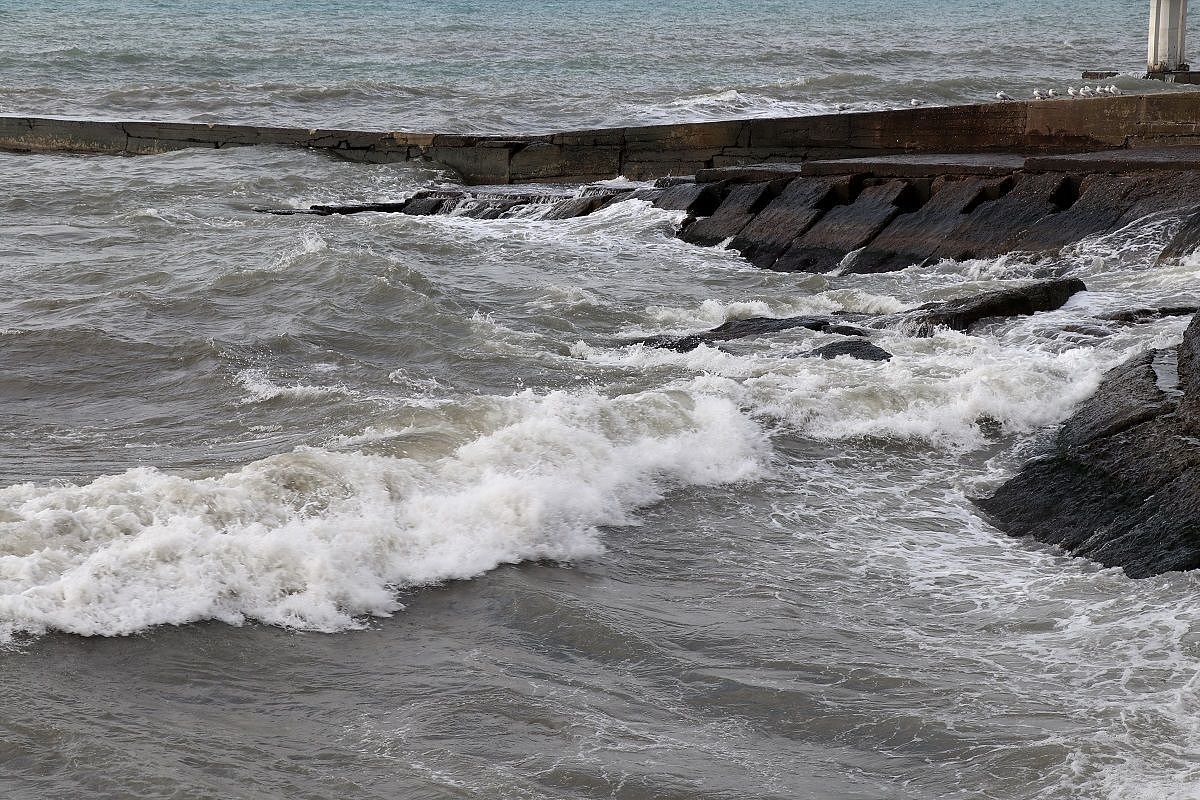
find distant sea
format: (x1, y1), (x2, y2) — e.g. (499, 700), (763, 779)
(0, 0), (1185, 132)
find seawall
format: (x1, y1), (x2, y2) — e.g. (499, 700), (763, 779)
(4, 92), (1200, 184)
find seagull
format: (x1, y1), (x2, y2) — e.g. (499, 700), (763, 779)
(1048, 88), (1059, 98)
(1080, 85), (1094, 96)
(996, 91), (1015, 101)
(1033, 89), (1045, 100)
(1096, 85), (1110, 95)
(1109, 84), (1123, 95)
(836, 103), (850, 111)
(1067, 86), (1079, 97)
(909, 98), (923, 106)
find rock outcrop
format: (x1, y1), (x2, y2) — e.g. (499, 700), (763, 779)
(901, 278), (1086, 335)
(810, 339), (893, 361)
(977, 319), (1200, 577)
(638, 316), (868, 353)
(635, 279), (1086, 353)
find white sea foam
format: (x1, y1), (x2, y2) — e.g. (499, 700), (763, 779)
(632, 290), (908, 336)
(576, 325), (1111, 449)
(269, 230), (329, 271)
(0, 388), (766, 642)
(234, 368), (350, 403)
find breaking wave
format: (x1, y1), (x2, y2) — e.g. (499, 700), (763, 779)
(0, 388), (766, 642)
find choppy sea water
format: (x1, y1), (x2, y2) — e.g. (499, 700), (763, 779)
(0, 0), (1196, 131)
(4, 3), (1200, 800)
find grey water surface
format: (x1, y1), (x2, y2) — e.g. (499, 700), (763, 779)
(2, 3), (1200, 799)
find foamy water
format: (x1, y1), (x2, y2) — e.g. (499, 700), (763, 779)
(2, 144), (1198, 800)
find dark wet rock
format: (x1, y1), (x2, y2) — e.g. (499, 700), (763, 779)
(654, 176), (695, 188)
(901, 278), (1086, 335)
(254, 206), (322, 216)
(596, 186), (664, 210)
(637, 316), (868, 353)
(999, 172), (1200, 254)
(652, 181), (725, 216)
(810, 339), (893, 361)
(1158, 206), (1200, 263)
(308, 201), (411, 215)
(399, 195), (452, 216)
(1115, 170), (1200, 227)
(540, 193), (618, 220)
(637, 280), (1086, 353)
(774, 180), (912, 273)
(680, 180), (789, 248)
(1057, 322), (1116, 338)
(847, 177), (1004, 274)
(728, 177), (844, 269)
(1097, 305), (1199, 324)
(456, 198), (533, 219)
(976, 331), (1200, 578)
(930, 173), (1070, 261)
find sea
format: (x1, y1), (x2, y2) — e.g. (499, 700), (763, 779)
(2, 2), (1199, 799)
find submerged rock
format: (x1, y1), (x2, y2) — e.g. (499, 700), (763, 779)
(637, 316), (868, 353)
(977, 318), (1200, 577)
(902, 278), (1086, 335)
(810, 339), (893, 361)
(1097, 305), (1199, 324)
(637, 279), (1085, 353)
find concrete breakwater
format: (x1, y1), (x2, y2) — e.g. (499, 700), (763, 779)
(264, 146), (1200, 277)
(5, 91), (1200, 183)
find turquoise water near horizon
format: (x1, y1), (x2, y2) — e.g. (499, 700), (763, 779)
(0, 0), (1185, 131)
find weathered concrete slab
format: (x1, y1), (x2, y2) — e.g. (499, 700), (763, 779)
(652, 182), (726, 216)
(930, 172), (1070, 261)
(801, 153), (1027, 178)
(1002, 171), (1200, 253)
(540, 192), (619, 220)
(1116, 170), (1200, 224)
(680, 181), (786, 247)
(774, 180), (912, 273)
(1025, 146), (1200, 173)
(7, 92), (1200, 185)
(694, 163), (806, 184)
(1001, 173), (1136, 251)
(726, 178), (844, 267)
(847, 177), (1003, 273)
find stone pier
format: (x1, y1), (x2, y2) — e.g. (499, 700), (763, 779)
(4, 92), (1200, 185)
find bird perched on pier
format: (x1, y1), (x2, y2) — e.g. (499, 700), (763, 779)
(1109, 84), (1122, 95)
(1033, 89), (1045, 100)
(1067, 86), (1079, 97)
(1080, 86), (1094, 96)
(996, 91), (1015, 101)
(909, 98), (923, 106)
(1047, 89), (1059, 98)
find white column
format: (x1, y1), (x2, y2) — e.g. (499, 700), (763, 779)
(1149, 0), (1189, 73)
